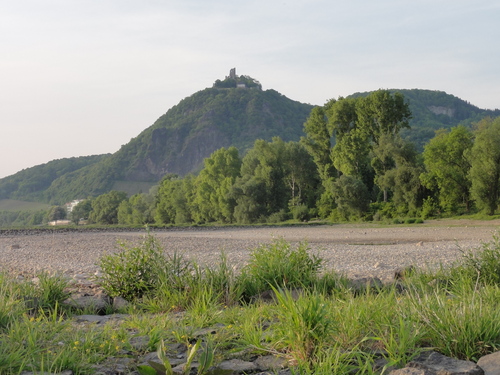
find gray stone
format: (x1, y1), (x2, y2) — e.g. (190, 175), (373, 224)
(218, 358), (258, 372)
(477, 351), (500, 375)
(63, 292), (110, 313)
(72, 313), (128, 325)
(113, 296), (129, 310)
(407, 351), (484, 375)
(91, 357), (134, 375)
(254, 355), (288, 371)
(349, 277), (384, 293)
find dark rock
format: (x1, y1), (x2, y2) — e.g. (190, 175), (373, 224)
(349, 277), (384, 294)
(407, 351), (484, 375)
(251, 288), (304, 303)
(63, 292), (111, 314)
(394, 265), (415, 280)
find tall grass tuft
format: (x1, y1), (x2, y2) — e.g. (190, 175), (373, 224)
(273, 288), (333, 364)
(237, 238), (322, 300)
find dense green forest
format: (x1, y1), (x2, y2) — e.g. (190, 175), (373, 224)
(8, 90), (496, 229)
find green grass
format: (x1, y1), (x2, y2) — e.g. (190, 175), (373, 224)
(0, 199), (50, 212)
(4, 234), (500, 374)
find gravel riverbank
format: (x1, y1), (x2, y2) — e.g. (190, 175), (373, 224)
(1, 222), (499, 282)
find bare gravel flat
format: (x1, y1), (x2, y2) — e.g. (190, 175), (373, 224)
(1, 220), (499, 282)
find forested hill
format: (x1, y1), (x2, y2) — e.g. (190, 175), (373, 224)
(349, 89), (500, 150)
(18, 82), (314, 204)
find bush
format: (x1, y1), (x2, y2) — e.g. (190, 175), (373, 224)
(292, 205), (311, 222)
(267, 209), (290, 223)
(97, 232), (166, 300)
(237, 238), (322, 299)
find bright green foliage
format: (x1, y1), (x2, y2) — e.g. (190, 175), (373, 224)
(302, 90), (413, 218)
(32, 272), (71, 312)
(193, 147), (241, 223)
(89, 190), (127, 224)
(421, 126), (473, 213)
(231, 138), (319, 223)
(97, 233), (166, 300)
(301, 106), (336, 181)
(469, 117), (500, 215)
(155, 175), (195, 225)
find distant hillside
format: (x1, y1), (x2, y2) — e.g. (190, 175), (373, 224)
(349, 89), (500, 150)
(0, 154), (109, 202)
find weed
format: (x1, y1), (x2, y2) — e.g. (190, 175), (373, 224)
(237, 238), (322, 300)
(97, 232), (166, 300)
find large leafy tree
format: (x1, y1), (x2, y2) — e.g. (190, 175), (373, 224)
(232, 138), (288, 223)
(231, 138), (319, 223)
(302, 90), (412, 217)
(192, 147), (241, 223)
(469, 117), (500, 215)
(70, 199), (93, 225)
(155, 174), (195, 225)
(47, 205), (67, 222)
(89, 191), (127, 224)
(421, 126), (474, 213)
(118, 193), (155, 225)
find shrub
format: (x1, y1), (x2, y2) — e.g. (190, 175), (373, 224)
(97, 232), (166, 300)
(237, 238), (322, 299)
(292, 205), (311, 222)
(267, 209), (290, 223)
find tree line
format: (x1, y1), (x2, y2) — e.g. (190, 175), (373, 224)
(8, 90), (499, 228)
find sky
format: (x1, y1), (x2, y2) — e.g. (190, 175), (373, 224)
(1, 0), (499, 179)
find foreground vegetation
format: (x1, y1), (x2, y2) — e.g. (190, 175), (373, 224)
(2, 234), (500, 374)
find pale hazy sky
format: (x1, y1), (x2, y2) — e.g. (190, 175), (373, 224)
(1, 0), (499, 179)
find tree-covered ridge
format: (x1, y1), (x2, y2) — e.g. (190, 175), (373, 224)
(0, 154), (109, 202)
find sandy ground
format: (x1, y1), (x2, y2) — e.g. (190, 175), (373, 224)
(1, 220), (499, 281)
